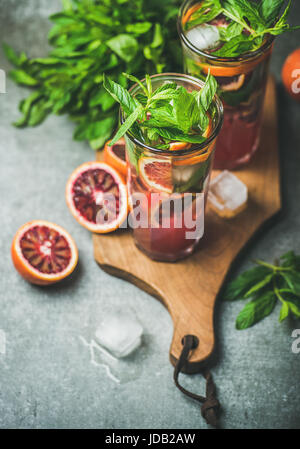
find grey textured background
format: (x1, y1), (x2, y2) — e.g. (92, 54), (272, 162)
(0, 0), (300, 430)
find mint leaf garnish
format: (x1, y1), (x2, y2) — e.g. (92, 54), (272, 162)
(110, 105), (143, 146)
(184, 0), (300, 58)
(104, 71), (217, 148)
(103, 75), (139, 116)
(259, 0), (285, 26)
(199, 72), (218, 111)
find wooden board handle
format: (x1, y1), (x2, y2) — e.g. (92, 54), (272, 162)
(160, 287), (215, 374)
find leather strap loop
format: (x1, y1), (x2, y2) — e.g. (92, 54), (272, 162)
(173, 335), (220, 427)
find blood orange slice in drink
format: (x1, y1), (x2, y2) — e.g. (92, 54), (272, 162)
(172, 119), (213, 167)
(181, 2), (202, 25)
(11, 220), (78, 285)
(138, 157), (173, 194)
(66, 162), (128, 233)
(218, 74), (245, 91)
(168, 119), (211, 153)
(169, 141), (192, 151)
(104, 138), (127, 178)
(198, 49), (271, 77)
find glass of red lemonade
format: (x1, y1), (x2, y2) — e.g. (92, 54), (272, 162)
(121, 73), (223, 262)
(178, 0), (274, 170)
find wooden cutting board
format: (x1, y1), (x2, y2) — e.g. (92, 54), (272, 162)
(93, 76), (281, 374)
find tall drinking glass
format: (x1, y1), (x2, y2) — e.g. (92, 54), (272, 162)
(121, 73), (223, 262)
(178, 0), (274, 170)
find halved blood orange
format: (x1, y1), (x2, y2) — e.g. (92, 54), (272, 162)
(139, 157), (173, 194)
(11, 220), (78, 286)
(104, 138), (127, 178)
(66, 162), (128, 233)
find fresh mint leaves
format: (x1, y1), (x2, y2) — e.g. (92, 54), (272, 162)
(224, 251), (300, 330)
(235, 291), (277, 330)
(259, 0), (286, 26)
(185, 0), (300, 58)
(4, 0), (182, 149)
(103, 72), (217, 148)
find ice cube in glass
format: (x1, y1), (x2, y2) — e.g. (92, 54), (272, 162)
(95, 313), (143, 359)
(208, 170), (248, 218)
(186, 24), (220, 51)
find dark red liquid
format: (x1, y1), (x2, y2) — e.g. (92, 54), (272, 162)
(214, 105), (264, 169)
(128, 174), (205, 261)
(133, 213), (199, 261)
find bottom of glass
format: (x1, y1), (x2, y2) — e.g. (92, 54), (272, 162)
(134, 237), (201, 262)
(213, 133), (260, 170)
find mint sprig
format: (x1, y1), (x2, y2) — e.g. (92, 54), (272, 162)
(104, 72), (217, 148)
(185, 0), (300, 58)
(224, 251), (300, 330)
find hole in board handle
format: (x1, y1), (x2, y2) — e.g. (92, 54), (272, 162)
(181, 335), (199, 350)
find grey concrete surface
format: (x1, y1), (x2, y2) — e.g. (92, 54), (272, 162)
(0, 0), (300, 430)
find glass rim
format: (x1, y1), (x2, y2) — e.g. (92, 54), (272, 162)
(177, 0), (275, 63)
(120, 72), (224, 157)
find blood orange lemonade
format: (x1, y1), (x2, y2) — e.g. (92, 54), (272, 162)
(120, 74), (223, 262)
(178, 0), (274, 170)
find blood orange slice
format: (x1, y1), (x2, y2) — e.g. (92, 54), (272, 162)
(172, 119), (213, 167)
(217, 74), (245, 92)
(169, 141), (192, 151)
(66, 162), (128, 233)
(104, 138), (127, 178)
(181, 3), (202, 25)
(138, 157), (173, 194)
(168, 119), (211, 152)
(11, 220), (78, 286)
(198, 47), (272, 77)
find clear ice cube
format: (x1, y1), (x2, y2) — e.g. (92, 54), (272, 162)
(172, 164), (198, 184)
(208, 170), (248, 218)
(186, 24), (220, 51)
(95, 312), (143, 359)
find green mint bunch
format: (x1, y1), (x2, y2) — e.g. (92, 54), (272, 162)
(3, 0), (182, 149)
(103, 71), (217, 149)
(224, 251), (300, 330)
(185, 0), (300, 57)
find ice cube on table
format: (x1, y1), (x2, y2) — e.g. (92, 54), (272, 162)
(186, 24), (220, 51)
(95, 313), (143, 359)
(208, 170), (248, 218)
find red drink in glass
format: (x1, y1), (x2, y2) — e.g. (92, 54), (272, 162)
(122, 73), (223, 262)
(178, 0), (273, 170)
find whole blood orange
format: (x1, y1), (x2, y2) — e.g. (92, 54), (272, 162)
(282, 48), (300, 102)
(11, 220), (78, 285)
